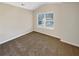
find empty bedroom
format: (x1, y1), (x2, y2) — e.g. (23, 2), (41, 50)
(0, 2), (79, 56)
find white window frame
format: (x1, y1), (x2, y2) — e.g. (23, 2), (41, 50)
(37, 12), (55, 30)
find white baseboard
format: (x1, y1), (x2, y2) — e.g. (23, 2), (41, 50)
(1, 30), (79, 48)
(0, 30), (33, 45)
(34, 30), (61, 39)
(35, 30), (79, 47)
(60, 39), (79, 47)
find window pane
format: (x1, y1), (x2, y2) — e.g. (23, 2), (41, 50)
(46, 13), (53, 19)
(38, 21), (43, 25)
(46, 21), (54, 27)
(38, 14), (44, 26)
(38, 14), (44, 21)
(46, 19), (53, 21)
(38, 21), (44, 26)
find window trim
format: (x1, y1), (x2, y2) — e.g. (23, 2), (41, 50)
(37, 12), (55, 30)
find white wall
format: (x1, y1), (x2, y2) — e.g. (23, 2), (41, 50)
(60, 3), (79, 47)
(0, 3), (33, 44)
(33, 3), (79, 47)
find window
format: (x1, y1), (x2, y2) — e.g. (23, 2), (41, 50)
(37, 12), (54, 29)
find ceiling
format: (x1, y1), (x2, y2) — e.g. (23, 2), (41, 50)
(5, 2), (61, 10)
